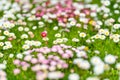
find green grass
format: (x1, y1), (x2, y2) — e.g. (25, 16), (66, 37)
(0, 0), (120, 80)
(4, 24), (120, 80)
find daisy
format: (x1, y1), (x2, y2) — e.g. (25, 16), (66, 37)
(104, 54), (116, 64)
(86, 76), (100, 80)
(93, 65), (104, 75)
(47, 71), (64, 79)
(91, 56), (104, 66)
(68, 73), (80, 80)
(116, 63), (120, 70)
(79, 32), (86, 38)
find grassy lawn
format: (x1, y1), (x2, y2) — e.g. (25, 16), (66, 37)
(0, 0), (120, 80)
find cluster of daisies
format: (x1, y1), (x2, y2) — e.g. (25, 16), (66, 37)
(13, 44), (73, 80)
(13, 44), (120, 80)
(0, 0), (120, 80)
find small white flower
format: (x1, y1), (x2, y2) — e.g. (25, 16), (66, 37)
(86, 77), (100, 80)
(95, 25), (101, 29)
(3, 30), (9, 36)
(97, 21), (103, 25)
(116, 63), (120, 70)
(72, 38), (79, 42)
(18, 27), (24, 31)
(101, 0), (110, 6)
(21, 34), (28, 39)
(0, 64), (6, 69)
(9, 54), (14, 58)
(70, 21), (76, 26)
(104, 30), (109, 36)
(24, 27), (29, 32)
(76, 23), (81, 27)
(113, 37), (119, 43)
(100, 35), (106, 40)
(103, 78), (110, 80)
(111, 34), (120, 39)
(79, 32), (86, 38)
(68, 73), (80, 80)
(94, 50), (100, 54)
(91, 56), (104, 66)
(0, 42), (4, 46)
(94, 34), (101, 39)
(34, 41), (41, 46)
(104, 54), (116, 64)
(93, 65), (104, 75)
(79, 60), (90, 70)
(42, 15), (49, 20)
(77, 46), (85, 50)
(90, 12), (97, 17)
(3, 46), (9, 50)
(38, 21), (44, 28)
(9, 33), (16, 38)
(50, 0), (59, 5)
(53, 26), (58, 30)
(5, 41), (11, 45)
(56, 38), (63, 43)
(86, 39), (91, 43)
(68, 18), (75, 22)
(62, 38), (68, 42)
(99, 29), (105, 34)
(66, 23), (71, 28)
(3, 22), (11, 29)
(16, 53), (23, 59)
(113, 24), (120, 29)
(74, 10), (80, 15)
(53, 40), (57, 44)
(58, 22), (66, 27)
(73, 58), (84, 64)
(0, 36), (5, 40)
(77, 51), (86, 57)
(47, 71), (64, 79)
(32, 26), (37, 30)
(114, 10), (119, 14)
(43, 37), (49, 41)
(7, 44), (12, 48)
(113, 4), (119, 9)
(118, 17), (120, 22)
(22, 45), (30, 50)
(55, 33), (61, 38)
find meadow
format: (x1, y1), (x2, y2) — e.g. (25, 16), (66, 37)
(0, 0), (120, 80)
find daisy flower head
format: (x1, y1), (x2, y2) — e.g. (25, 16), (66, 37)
(79, 32), (86, 38)
(104, 54), (116, 64)
(68, 73), (80, 80)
